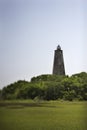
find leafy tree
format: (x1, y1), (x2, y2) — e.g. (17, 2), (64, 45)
(1, 72), (87, 101)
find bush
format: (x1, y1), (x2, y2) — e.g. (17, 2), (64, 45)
(1, 72), (87, 101)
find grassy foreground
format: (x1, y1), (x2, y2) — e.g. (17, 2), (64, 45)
(0, 100), (87, 130)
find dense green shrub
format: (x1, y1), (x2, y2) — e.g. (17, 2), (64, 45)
(1, 72), (87, 101)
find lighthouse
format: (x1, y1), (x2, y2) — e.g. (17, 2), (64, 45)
(53, 45), (65, 75)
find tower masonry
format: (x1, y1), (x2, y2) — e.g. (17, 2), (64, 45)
(53, 45), (65, 75)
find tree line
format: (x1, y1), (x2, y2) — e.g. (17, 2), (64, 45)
(0, 72), (87, 101)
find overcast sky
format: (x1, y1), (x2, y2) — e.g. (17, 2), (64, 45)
(0, 0), (87, 89)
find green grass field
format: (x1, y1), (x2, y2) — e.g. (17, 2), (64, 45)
(0, 100), (87, 130)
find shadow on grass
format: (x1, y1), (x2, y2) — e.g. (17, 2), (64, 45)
(0, 102), (57, 109)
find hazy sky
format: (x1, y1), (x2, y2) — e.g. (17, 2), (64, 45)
(0, 0), (87, 89)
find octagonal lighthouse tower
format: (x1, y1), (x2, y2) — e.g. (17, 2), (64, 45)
(53, 45), (65, 75)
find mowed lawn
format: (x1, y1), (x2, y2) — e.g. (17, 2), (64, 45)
(0, 100), (87, 130)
